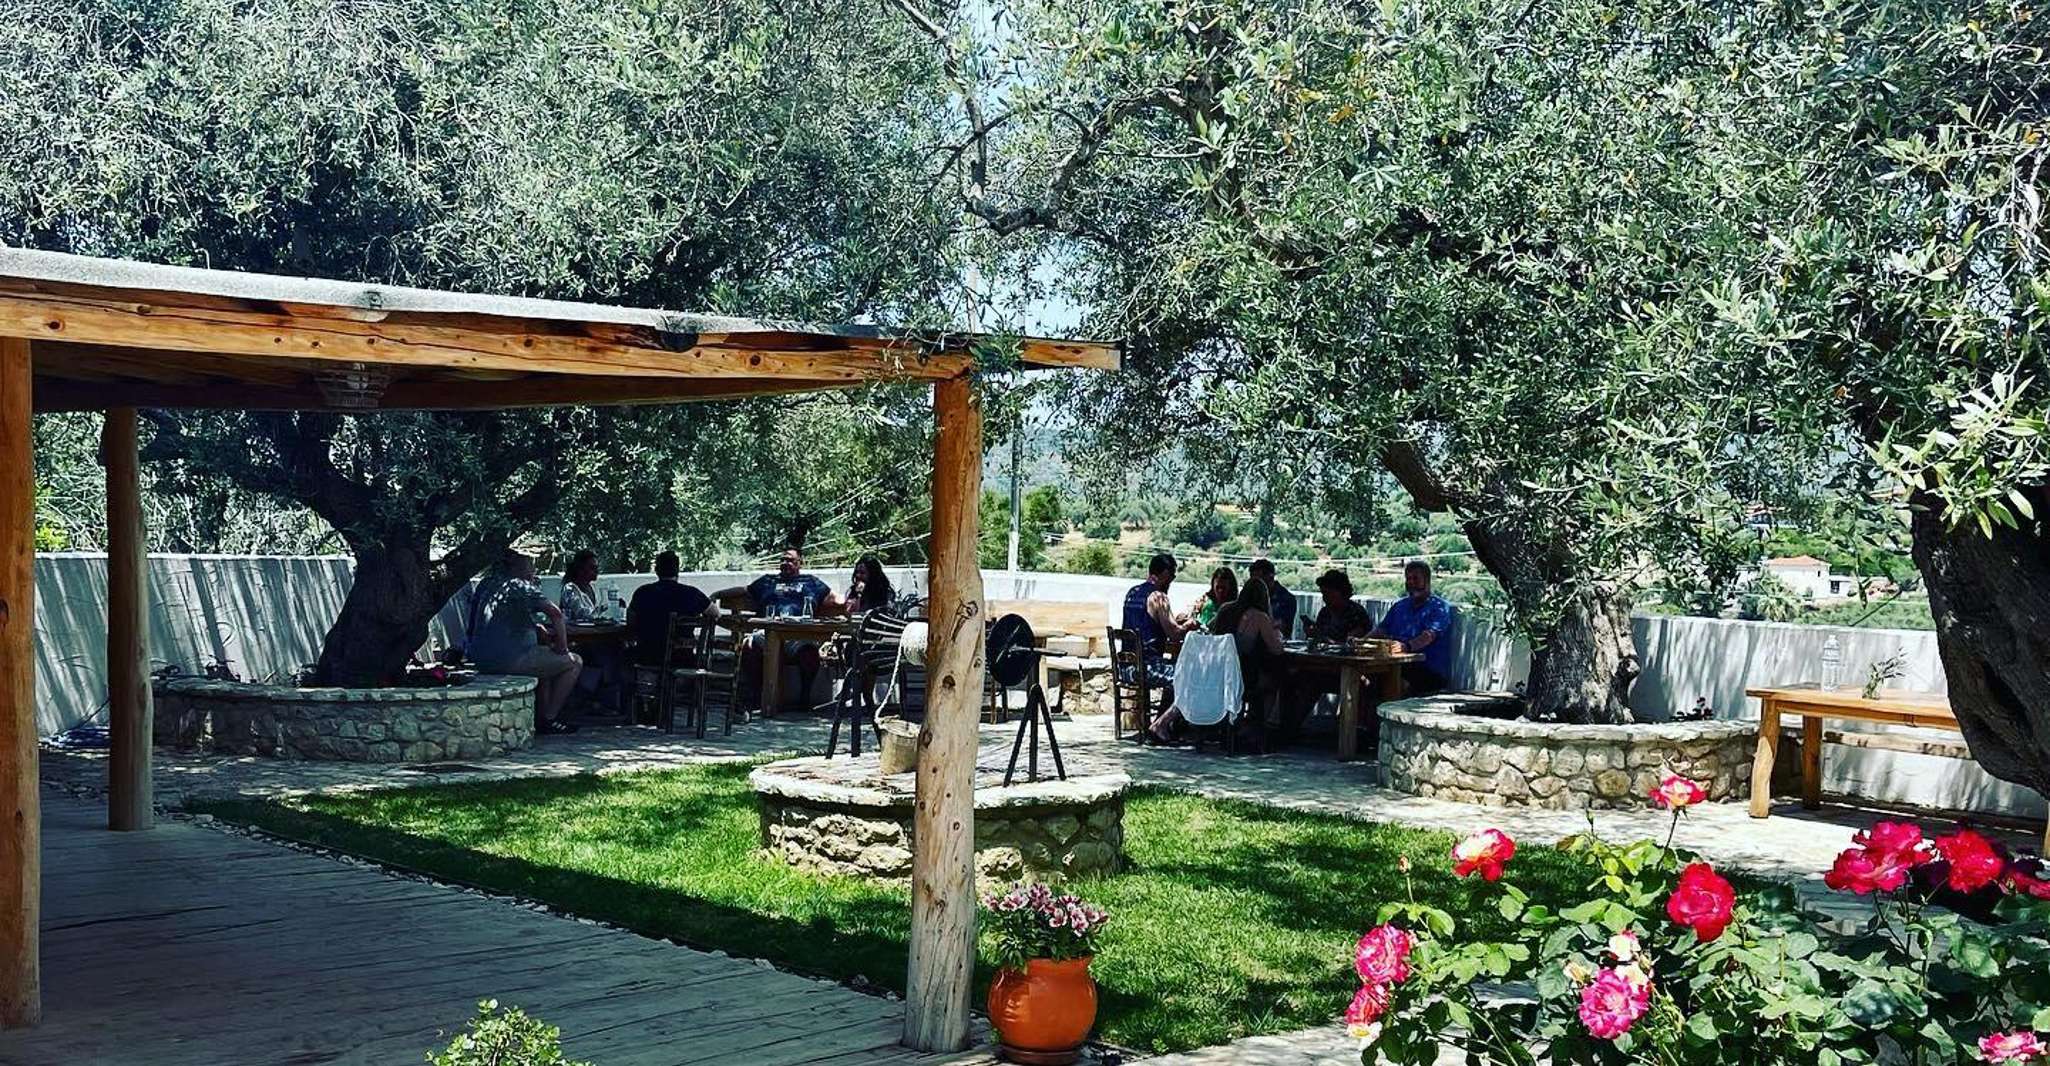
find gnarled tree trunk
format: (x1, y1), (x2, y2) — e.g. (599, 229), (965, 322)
(1519, 582), (1638, 724)
(1908, 490), (2050, 796)
(313, 540), (455, 687)
(1383, 440), (1639, 723)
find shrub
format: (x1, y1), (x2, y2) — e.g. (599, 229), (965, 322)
(428, 1000), (591, 1066)
(1065, 542), (1117, 576)
(1350, 780), (2050, 1064)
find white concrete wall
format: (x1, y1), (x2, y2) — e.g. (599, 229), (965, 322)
(32, 554), (2044, 819)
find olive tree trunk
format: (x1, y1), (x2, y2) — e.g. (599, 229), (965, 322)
(1383, 441), (1639, 723)
(1908, 490), (2050, 796)
(312, 540), (458, 687)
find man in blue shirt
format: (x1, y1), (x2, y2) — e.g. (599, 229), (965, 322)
(1121, 552), (1195, 659)
(717, 547), (843, 712)
(1372, 560), (1454, 697)
(467, 548), (583, 734)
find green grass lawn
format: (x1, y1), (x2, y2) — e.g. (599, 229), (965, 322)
(194, 765), (1594, 1054)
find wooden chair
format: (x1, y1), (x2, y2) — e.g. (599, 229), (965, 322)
(823, 609), (908, 758)
(1107, 626), (1170, 743)
(631, 615), (735, 736)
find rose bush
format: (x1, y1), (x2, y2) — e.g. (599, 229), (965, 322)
(1351, 781), (2050, 1064)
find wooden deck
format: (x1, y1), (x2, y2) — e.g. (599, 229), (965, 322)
(0, 795), (994, 1066)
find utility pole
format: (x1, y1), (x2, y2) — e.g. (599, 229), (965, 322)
(1008, 420), (1022, 573)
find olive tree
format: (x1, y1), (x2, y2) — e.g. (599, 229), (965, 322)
(911, 0), (1828, 721)
(0, 0), (959, 683)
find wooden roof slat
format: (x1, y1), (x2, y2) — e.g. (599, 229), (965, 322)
(28, 373), (844, 413)
(0, 248), (1120, 413)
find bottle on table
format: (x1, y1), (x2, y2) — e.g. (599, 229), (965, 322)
(1819, 635), (1843, 691)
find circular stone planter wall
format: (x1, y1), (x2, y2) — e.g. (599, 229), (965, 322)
(152, 676), (537, 762)
(1378, 693), (1758, 810)
(750, 756), (1129, 885)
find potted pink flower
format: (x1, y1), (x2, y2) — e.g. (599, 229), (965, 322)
(981, 881), (1109, 1065)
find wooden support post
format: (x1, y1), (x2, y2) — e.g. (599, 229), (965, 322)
(103, 407), (153, 831)
(904, 375), (982, 1053)
(0, 337), (39, 1028)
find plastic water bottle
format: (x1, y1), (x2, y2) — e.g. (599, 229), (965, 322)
(608, 588), (624, 621)
(1819, 635), (1843, 691)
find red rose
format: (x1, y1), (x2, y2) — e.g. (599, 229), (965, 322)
(1666, 862), (1736, 942)
(1854, 821), (1932, 868)
(1825, 848), (1891, 895)
(1932, 828), (2005, 893)
(1452, 829), (1516, 881)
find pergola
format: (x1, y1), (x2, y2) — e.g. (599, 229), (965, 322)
(0, 247), (1118, 1051)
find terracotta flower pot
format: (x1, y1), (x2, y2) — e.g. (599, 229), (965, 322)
(987, 956), (1097, 1065)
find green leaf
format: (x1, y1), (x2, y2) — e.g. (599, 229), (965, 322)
(1686, 1013), (1718, 1042)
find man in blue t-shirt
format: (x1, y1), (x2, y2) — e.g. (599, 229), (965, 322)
(717, 547), (843, 711)
(1372, 560), (1454, 696)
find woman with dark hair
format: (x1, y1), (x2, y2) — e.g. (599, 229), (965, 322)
(1190, 566), (1239, 629)
(560, 549), (602, 623)
(847, 555), (895, 613)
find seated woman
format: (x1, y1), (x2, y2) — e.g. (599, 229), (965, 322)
(559, 549), (602, 622)
(1147, 577), (1283, 745)
(559, 549), (623, 710)
(845, 554), (896, 614)
(1188, 566), (1238, 630)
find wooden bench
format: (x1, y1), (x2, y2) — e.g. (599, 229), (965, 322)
(1748, 684), (2049, 851)
(986, 600), (1107, 657)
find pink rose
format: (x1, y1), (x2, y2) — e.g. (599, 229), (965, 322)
(1666, 862), (1736, 942)
(1343, 980), (1390, 1033)
(1452, 829), (1516, 881)
(1934, 828), (2006, 893)
(1980, 1031), (2046, 1062)
(1354, 925), (1414, 986)
(1649, 774), (1706, 810)
(1577, 967), (1651, 1040)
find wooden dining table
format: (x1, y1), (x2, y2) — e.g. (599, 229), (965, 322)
(1746, 683), (1962, 817)
(1278, 643), (1423, 760)
(563, 620), (628, 648)
(723, 614), (857, 715)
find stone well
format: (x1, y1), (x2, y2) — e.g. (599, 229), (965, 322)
(153, 676), (537, 762)
(1378, 693), (1758, 810)
(750, 755), (1130, 885)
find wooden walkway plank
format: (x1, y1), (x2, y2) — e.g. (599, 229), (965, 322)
(0, 795), (988, 1066)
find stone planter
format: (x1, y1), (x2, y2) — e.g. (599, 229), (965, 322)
(153, 676), (537, 762)
(750, 755), (1129, 885)
(1378, 693), (1757, 810)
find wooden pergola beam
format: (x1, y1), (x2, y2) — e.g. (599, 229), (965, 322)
(0, 336), (38, 1029)
(0, 289), (963, 383)
(28, 373), (844, 413)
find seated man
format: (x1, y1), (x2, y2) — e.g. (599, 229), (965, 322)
(1122, 552), (1197, 672)
(626, 550), (716, 667)
(1307, 568), (1372, 641)
(467, 548), (582, 734)
(1370, 560), (1453, 697)
(716, 547), (843, 711)
(1248, 558), (1297, 639)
